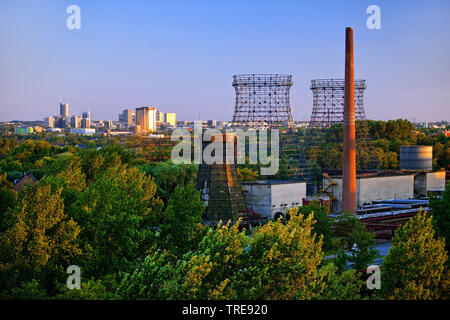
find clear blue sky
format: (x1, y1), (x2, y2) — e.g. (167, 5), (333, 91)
(0, 0), (449, 122)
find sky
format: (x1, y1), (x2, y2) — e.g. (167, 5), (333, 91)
(0, 0), (449, 122)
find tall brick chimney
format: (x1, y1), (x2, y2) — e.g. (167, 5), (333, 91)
(342, 27), (357, 213)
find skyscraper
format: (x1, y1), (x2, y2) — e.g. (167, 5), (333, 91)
(60, 102), (69, 118)
(70, 115), (81, 128)
(135, 107), (156, 134)
(155, 110), (165, 126)
(119, 109), (133, 126)
(44, 116), (55, 128)
(82, 112), (91, 128)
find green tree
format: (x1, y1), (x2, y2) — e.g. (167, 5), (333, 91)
(430, 183), (450, 251)
(381, 212), (449, 299)
(0, 172), (17, 232)
(118, 220), (247, 300)
(237, 167), (259, 181)
(158, 182), (205, 256)
(70, 164), (162, 277)
(140, 161), (198, 203)
(314, 263), (364, 300)
(233, 208), (324, 299)
(0, 178), (81, 292)
(333, 212), (378, 272)
(297, 202), (333, 250)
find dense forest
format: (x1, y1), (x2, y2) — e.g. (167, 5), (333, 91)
(0, 119), (449, 299)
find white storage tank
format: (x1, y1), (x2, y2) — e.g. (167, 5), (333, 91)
(400, 146), (432, 170)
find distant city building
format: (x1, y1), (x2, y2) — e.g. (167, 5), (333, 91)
(82, 111), (91, 121)
(44, 116), (55, 128)
(82, 112), (91, 128)
(70, 128), (96, 135)
(119, 109), (133, 126)
(216, 121), (229, 128)
(156, 110), (165, 126)
(135, 107), (156, 134)
(164, 112), (176, 126)
(60, 102), (69, 118)
(70, 115), (82, 128)
(55, 115), (67, 129)
(104, 120), (113, 129)
(207, 120), (217, 127)
(14, 126), (34, 135)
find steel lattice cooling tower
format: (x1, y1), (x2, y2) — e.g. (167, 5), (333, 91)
(232, 74), (294, 128)
(309, 79), (366, 128)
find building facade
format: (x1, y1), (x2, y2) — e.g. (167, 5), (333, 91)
(135, 107), (156, 134)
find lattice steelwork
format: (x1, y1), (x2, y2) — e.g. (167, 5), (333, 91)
(309, 79), (367, 128)
(232, 74), (294, 129)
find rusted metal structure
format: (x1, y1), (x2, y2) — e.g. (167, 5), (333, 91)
(232, 74), (294, 129)
(195, 133), (247, 224)
(278, 130), (315, 195)
(140, 136), (176, 163)
(309, 79), (366, 128)
(342, 27), (357, 214)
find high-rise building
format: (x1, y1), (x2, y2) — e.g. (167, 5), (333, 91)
(207, 120), (217, 127)
(82, 112), (91, 128)
(155, 110), (165, 126)
(44, 116), (55, 128)
(104, 120), (113, 129)
(60, 102), (69, 118)
(70, 115), (82, 128)
(165, 113), (176, 126)
(119, 109), (133, 126)
(135, 107), (156, 134)
(55, 115), (67, 129)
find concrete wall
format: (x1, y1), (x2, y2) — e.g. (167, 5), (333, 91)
(270, 183), (306, 218)
(425, 171), (446, 192)
(241, 182), (306, 219)
(414, 171), (446, 196)
(241, 184), (272, 217)
(327, 175), (414, 213)
(358, 175), (414, 206)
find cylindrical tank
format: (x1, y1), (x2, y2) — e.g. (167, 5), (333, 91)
(400, 146), (433, 170)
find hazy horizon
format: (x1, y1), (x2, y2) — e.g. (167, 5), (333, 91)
(1, 0), (449, 123)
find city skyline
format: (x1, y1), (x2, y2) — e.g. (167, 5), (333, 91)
(1, 0), (450, 123)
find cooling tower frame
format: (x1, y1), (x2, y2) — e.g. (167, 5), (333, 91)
(232, 74), (294, 129)
(309, 79), (367, 128)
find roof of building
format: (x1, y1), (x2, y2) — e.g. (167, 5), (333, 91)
(14, 173), (38, 192)
(241, 179), (306, 185)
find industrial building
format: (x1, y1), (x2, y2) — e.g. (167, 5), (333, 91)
(241, 180), (306, 221)
(323, 173), (415, 213)
(414, 171), (446, 196)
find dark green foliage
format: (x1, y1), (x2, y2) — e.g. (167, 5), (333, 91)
(158, 182), (205, 256)
(381, 212), (449, 299)
(333, 212), (378, 272)
(139, 160), (198, 203)
(430, 183), (450, 251)
(297, 202), (333, 250)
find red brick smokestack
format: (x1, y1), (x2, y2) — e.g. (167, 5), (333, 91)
(342, 27), (357, 214)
